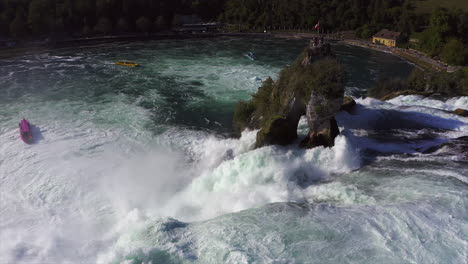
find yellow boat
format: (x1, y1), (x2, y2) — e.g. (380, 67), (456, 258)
(115, 60), (139, 67)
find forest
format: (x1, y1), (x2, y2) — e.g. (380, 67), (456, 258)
(1, 0), (225, 38)
(1, 0), (467, 65)
(220, 0), (468, 65)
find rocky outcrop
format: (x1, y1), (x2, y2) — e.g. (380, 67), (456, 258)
(234, 44), (345, 149)
(255, 97), (306, 147)
(340, 97), (356, 113)
(453, 108), (468, 117)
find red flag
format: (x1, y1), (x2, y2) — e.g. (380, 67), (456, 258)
(314, 21), (320, 30)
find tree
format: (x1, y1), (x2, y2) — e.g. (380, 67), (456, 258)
(418, 28), (443, 56)
(10, 8), (28, 38)
(82, 25), (91, 36)
(154, 16), (166, 31)
(94, 16), (112, 34)
(406, 69), (426, 91)
(116, 17), (129, 33)
(28, 0), (53, 35)
(136, 16), (150, 33)
(172, 14), (182, 27)
(429, 8), (452, 37)
(356, 24), (376, 39)
(440, 39), (467, 66)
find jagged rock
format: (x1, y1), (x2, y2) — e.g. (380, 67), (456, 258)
(234, 44), (345, 149)
(255, 97), (306, 147)
(453, 108), (468, 117)
(300, 117), (340, 148)
(340, 97), (356, 113)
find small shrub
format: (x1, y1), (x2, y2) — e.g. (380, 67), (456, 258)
(233, 100), (256, 131)
(368, 78), (407, 99)
(136, 16), (151, 33)
(94, 17), (112, 34)
(440, 39), (468, 66)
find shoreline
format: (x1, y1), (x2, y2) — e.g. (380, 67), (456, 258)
(1, 32), (462, 74)
(339, 39), (462, 73)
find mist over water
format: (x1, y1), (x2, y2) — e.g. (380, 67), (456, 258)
(1, 38), (466, 264)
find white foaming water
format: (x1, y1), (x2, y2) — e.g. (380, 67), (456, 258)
(158, 60), (279, 101)
(388, 95), (468, 111)
(2, 41), (467, 264)
(335, 97), (468, 154)
(3, 93), (467, 263)
(0, 95), (154, 263)
(1, 97), (361, 263)
(159, 133), (360, 221)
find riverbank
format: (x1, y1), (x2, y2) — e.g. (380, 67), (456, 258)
(340, 39), (462, 73)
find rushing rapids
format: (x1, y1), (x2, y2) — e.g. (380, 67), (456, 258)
(0, 38), (466, 264)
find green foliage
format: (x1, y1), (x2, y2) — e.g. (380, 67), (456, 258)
(252, 77), (277, 118)
(28, 0), (53, 35)
(221, 0), (411, 33)
(314, 104), (325, 115)
(368, 68), (468, 98)
(429, 8), (453, 36)
(116, 17), (129, 33)
(430, 70), (468, 95)
(9, 8), (28, 38)
(154, 16), (166, 30)
(406, 69), (427, 91)
(413, 8), (468, 64)
(0, 0), (225, 37)
(233, 45), (345, 134)
(136, 16), (150, 33)
(414, 0), (468, 14)
(303, 59), (345, 100)
(82, 25), (91, 36)
(94, 16), (112, 34)
(172, 14), (182, 26)
(368, 78), (406, 99)
(355, 24), (378, 39)
(417, 27), (443, 56)
(233, 100), (256, 131)
(440, 39), (468, 66)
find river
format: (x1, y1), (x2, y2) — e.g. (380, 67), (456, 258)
(0, 37), (467, 264)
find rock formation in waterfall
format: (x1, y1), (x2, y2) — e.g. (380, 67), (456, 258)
(233, 43), (346, 148)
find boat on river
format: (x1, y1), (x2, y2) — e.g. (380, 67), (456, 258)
(115, 60), (139, 67)
(19, 118), (33, 144)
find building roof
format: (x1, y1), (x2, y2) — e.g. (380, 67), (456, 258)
(373, 29), (401, 40)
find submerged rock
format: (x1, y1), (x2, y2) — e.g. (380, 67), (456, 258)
(234, 44), (345, 149)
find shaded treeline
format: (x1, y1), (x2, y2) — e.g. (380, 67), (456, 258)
(1, 0), (225, 38)
(220, 0), (468, 65)
(221, 0), (419, 34)
(1, 0), (467, 65)
(369, 68), (468, 99)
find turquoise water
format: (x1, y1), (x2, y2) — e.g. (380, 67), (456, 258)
(0, 38), (467, 264)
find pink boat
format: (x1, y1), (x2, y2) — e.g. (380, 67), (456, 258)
(19, 118), (33, 144)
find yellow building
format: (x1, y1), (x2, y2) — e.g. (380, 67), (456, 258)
(372, 29), (401, 47)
